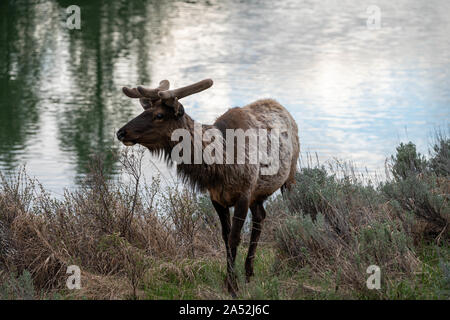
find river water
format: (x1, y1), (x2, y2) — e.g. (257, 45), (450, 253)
(0, 0), (449, 195)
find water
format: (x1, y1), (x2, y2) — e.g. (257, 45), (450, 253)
(0, 0), (449, 195)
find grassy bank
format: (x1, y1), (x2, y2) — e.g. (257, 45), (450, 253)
(0, 133), (449, 300)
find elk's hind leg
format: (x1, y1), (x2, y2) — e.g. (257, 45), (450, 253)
(245, 201), (266, 282)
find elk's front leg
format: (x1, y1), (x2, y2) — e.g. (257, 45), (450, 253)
(227, 195), (250, 295)
(211, 201), (235, 295)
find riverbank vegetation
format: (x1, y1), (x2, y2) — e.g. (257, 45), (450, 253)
(0, 132), (448, 299)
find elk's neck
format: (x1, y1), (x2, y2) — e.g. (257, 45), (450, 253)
(172, 115), (227, 192)
(181, 114), (215, 138)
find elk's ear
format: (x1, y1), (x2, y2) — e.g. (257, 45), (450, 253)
(172, 97), (184, 118)
(139, 98), (153, 110)
(174, 103), (184, 118)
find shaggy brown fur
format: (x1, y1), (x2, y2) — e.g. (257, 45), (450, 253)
(117, 80), (300, 296)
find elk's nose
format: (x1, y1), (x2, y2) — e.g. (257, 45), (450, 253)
(117, 129), (126, 141)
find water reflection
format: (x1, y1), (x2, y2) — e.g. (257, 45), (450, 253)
(0, 0), (448, 194)
(0, 3), (43, 170)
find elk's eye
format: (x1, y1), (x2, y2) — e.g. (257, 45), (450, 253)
(156, 113), (164, 119)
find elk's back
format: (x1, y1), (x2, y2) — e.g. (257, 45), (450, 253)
(212, 99), (299, 205)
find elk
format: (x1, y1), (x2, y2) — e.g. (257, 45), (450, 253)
(117, 79), (299, 296)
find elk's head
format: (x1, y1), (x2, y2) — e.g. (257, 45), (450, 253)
(117, 79), (213, 150)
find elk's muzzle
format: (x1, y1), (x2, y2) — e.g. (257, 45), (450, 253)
(116, 128), (136, 146)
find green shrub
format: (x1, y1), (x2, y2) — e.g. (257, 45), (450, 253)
(273, 132), (450, 298)
(391, 142), (428, 181)
(274, 162), (420, 298)
(381, 175), (448, 242)
(429, 134), (450, 177)
(0, 270), (35, 300)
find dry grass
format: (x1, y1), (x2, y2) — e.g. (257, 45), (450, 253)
(0, 147), (222, 299)
(0, 135), (448, 300)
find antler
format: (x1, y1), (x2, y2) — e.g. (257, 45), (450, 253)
(157, 79), (213, 116)
(137, 80), (170, 99)
(158, 79), (213, 101)
(122, 80), (170, 109)
(122, 87), (142, 99)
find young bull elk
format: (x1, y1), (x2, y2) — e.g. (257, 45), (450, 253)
(117, 79), (299, 296)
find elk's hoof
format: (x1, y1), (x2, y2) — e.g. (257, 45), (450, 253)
(245, 271), (254, 283)
(245, 260), (254, 282)
(224, 276), (238, 297)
